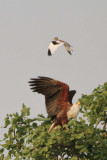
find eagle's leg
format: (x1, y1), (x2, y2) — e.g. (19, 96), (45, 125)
(62, 119), (69, 130)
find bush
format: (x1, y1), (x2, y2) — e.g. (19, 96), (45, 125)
(0, 83), (107, 160)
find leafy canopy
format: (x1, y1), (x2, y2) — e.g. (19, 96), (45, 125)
(0, 82), (107, 160)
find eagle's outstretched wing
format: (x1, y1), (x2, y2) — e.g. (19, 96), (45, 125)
(29, 76), (69, 117)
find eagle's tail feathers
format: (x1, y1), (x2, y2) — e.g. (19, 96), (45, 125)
(48, 122), (57, 132)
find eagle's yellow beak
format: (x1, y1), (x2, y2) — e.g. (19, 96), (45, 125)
(77, 102), (80, 105)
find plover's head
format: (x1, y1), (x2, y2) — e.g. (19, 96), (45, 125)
(54, 37), (59, 41)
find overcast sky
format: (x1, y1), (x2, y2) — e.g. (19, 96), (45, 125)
(0, 0), (107, 138)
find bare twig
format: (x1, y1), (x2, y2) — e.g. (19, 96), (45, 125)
(95, 120), (101, 128)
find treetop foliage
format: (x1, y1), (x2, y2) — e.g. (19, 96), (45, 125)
(0, 82), (107, 160)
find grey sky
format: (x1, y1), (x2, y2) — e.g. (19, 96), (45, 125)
(0, 0), (107, 138)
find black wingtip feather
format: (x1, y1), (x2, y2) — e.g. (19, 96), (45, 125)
(48, 49), (52, 56)
(28, 76), (54, 94)
(68, 51), (72, 55)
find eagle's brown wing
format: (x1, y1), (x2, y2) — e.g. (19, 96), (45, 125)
(28, 76), (69, 117)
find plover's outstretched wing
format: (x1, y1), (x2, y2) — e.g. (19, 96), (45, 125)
(63, 42), (73, 55)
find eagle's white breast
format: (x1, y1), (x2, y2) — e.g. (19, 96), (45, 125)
(67, 103), (79, 120)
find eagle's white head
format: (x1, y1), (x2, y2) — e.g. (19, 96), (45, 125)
(67, 102), (80, 120)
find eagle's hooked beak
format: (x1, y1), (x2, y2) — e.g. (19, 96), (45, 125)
(77, 102), (80, 105)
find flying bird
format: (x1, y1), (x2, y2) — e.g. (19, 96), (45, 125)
(29, 76), (80, 132)
(48, 37), (73, 56)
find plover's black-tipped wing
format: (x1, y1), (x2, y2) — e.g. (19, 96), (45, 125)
(63, 42), (73, 55)
(48, 41), (63, 56)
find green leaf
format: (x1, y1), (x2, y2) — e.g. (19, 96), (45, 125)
(21, 104), (30, 116)
(4, 117), (10, 127)
(0, 148), (4, 154)
(75, 144), (84, 149)
(32, 123), (37, 128)
(71, 156), (78, 160)
(0, 154), (4, 160)
(4, 133), (8, 138)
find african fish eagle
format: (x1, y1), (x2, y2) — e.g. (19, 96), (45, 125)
(29, 77), (80, 132)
